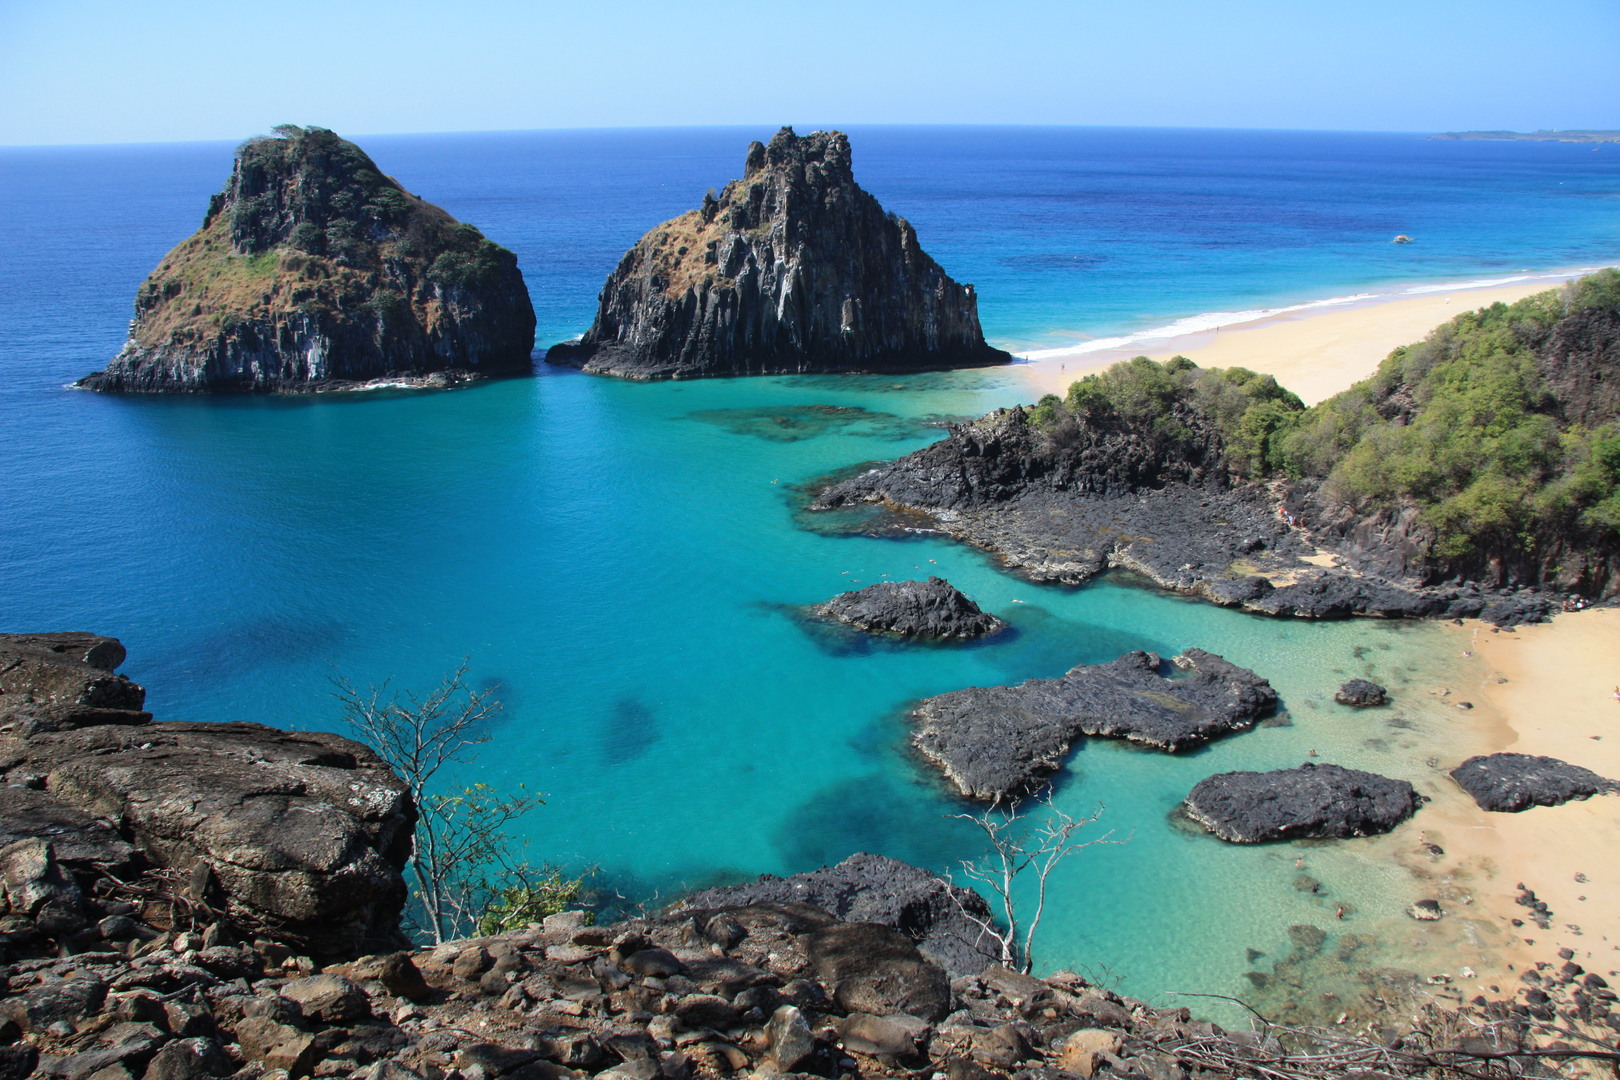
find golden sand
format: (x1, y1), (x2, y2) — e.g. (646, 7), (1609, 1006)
(1015, 277), (1596, 406)
(1457, 611), (1620, 985)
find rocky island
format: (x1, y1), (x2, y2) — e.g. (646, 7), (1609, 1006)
(812, 272), (1620, 617)
(815, 577), (1006, 640)
(1182, 763), (1424, 843)
(547, 128), (1010, 379)
(912, 649), (1277, 801)
(78, 125), (536, 393)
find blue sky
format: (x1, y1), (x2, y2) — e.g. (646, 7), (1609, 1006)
(3, 0), (1618, 145)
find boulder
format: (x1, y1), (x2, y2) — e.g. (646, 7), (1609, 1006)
(1450, 753), (1620, 812)
(0, 633), (414, 960)
(1334, 679), (1387, 707)
(913, 649), (1276, 800)
(1183, 763), (1423, 843)
(548, 127), (1008, 380)
(803, 922), (952, 1022)
(816, 578), (1007, 640)
(676, 852), (995, 978)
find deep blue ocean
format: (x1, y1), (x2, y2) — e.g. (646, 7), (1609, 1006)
(2, 127), (1617, 1009)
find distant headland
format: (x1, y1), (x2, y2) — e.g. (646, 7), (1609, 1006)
(1431, 130), (1620, 143)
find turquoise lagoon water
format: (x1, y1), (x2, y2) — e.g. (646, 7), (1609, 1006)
(3, 127), (1618, 1012)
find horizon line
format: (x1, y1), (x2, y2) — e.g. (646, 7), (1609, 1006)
(0, 120), (1519, 152)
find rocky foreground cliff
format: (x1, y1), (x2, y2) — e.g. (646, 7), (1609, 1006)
(1, 633), (1612, 1078)
(547, 128), (1010, 380)
(813, 272), (1620, 617)
(79, 125), (536, 392)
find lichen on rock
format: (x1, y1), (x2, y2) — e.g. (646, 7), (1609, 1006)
(78, 125), (536, 393)
(548, 127), (1010, 379)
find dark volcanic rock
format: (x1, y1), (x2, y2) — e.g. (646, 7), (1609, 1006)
(803, 922), (953, 1022)
(913, 649), (1277, 800)
(1450, 753), (1620, 812)
(816, 577), (1007, 640)
(1183, 763), (1423, 842)
(547, 127), (1009, 380)
(0, 633), (414, 960)
(1335, 679), (1388, 707)
(810, 405), (1451, 616)
(78, 125), (535, 393)
(676, 852), (996, 978)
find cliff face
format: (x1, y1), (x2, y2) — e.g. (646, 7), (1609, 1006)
(0, 632), (413, 960)
(548, 127), (1010, 379)
(78, 125), (536, 392)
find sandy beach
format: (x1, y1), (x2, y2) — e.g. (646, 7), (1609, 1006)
(1014, 273), (1603, 405)
(1454, 610), (1620, 983)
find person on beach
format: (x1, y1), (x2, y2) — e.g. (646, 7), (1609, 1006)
(1612, 686), (1619, 704)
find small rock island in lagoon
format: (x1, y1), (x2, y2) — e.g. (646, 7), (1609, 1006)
(547, 127), (1010, 379)
(78, 125), (536, 392)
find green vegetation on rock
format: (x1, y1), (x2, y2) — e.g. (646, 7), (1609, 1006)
(1030, 354), (1305, 479)
(81, 124), (535, 392)
(1042, 269), (1620, 583)
(1278, 271), (1620, 562)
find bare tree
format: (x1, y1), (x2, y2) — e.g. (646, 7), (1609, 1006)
(332, 660), (548, 944)
(949, 788), (1118, 974)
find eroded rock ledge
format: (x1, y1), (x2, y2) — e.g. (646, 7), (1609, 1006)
(815, 577), (1007, 640)
(811, 405), (1553, 623)
(547, 127), (1010, 380)
(913, 649), (1277, 801)
(676, 852), (994, 979)
(1183, 763), (1423, 843)
(0, 632), (413, 960)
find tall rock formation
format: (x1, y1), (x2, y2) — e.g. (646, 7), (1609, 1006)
(548, 127), (1010, 379)
(79, 125), (536, 392)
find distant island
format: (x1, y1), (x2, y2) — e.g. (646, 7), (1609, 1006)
(78, 125), (536, 393)
(547, 127), (1009, 380)
(1432, 130), (1620, 143)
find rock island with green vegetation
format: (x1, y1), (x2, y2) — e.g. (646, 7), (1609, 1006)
(814, 270), (1620, 615)
(78, 125), (536, 393)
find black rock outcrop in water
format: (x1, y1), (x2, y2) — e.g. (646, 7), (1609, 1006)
(0, 632), (413, 959)
(547, 127), (1009, 379)
(816, 577), (1007, 640)
(78, 125), (535, 392)
(1183, 763), (1422, 842)
(1450, 753), (1620, 812)
(676, 852), (996, 979)
(1335, 679), (1388, 707)
(913, 649), (1277, 801)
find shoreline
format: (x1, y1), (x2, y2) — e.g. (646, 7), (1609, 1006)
(990, 265), (1620, 1005)
(1447, 610), (1620, 989)
(1007, 266), (1613, 406)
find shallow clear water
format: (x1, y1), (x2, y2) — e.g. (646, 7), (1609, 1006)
(2, 127), (1616, 1014)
